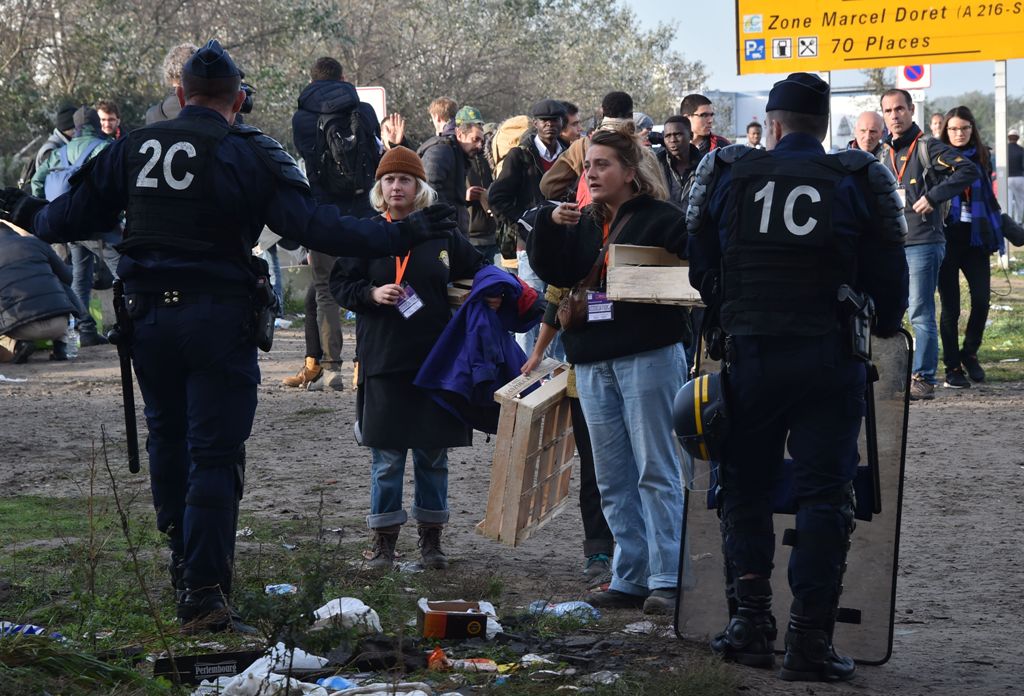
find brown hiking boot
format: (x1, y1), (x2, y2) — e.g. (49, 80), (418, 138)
(282, 357), (322, 389)
(364, 526), (400, 570)
(909, 374), (934, 401)
(417, 524), (449, 570)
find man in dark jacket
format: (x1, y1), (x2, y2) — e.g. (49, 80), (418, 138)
(657, 115), (700, 211)
(417, 106), (486, 241)
(0, 222), (81, 362)
(488, 99), (569, 354)
(289, 56), (383, 390)
(880, 88), (978, 400)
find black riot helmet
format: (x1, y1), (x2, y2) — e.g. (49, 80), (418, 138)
(673, 372), (730, 461)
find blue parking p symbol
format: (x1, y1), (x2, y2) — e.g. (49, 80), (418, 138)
(745, 39), (766, 61)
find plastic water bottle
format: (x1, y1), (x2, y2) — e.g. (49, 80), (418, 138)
(528, 600), (600, 621)
(65, 317), (79, 359)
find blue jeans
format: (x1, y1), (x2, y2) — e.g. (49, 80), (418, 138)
(515, 249), (544, 355)
(575, 343), (687, 594)
(70, 234), (121, 334)
(368, 447), (449, 529)
(906, 242), (946, 383)
(259, 247), (284, 317)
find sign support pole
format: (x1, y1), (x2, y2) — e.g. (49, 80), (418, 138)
(995, 60), (1010, 265)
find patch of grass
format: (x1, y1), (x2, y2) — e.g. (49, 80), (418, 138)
(970, 261), (1024, 381)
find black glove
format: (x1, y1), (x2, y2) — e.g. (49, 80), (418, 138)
(402, 203), (458, 247)
(0, 187), (47, 233)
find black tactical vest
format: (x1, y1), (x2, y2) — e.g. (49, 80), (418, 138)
(119, 118), (248, 261)
(721, 150), (858, 336)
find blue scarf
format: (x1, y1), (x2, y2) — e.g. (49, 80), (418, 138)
(948, 146), (1004, 252)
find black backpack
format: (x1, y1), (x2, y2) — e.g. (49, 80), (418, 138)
(314, 89), (379, 201)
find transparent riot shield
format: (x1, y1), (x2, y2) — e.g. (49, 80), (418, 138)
(674, 330), (911, 665)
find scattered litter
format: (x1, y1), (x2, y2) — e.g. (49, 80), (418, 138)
(236, 527), (253, 538)
(0, 622), (62, 639)
(191, 672), (328, 695)
(417, 598), (502, 639)
(265, 583), (298, 595)
(991, 304), (1014, 311)
(332, 683), (431, 696)
(281, 543), (298, 551)
(555, 687), (582, 692)
(313, 597), (384, 633)
(0, 375), (27, 383)
(622, 620), (674, 637)
(528, 600), (600, 622)
(530, 668), (576, 680)
(317, 675), (355, 690)
(581, 670), (621, 685)
(1000, 358), (1020, 363)
(396, 561), (425, 573)
(274, 318), (292, 329)
(520, 653), (556, 666)
(451, 658), (499, 673)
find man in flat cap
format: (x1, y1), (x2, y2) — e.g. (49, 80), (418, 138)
(687, 73), (909, 681)
(0, 39), (456, 634)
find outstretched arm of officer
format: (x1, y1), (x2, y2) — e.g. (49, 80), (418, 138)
(0, 188), (47, 233)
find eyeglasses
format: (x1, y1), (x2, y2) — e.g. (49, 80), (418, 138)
(947, 125), (973, 133)
(692, 112), (715, 119)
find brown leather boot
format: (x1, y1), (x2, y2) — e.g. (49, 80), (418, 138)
(364, 525), (400, 570)
(282, 357), (322, 388)
(417, 524), (449, 570)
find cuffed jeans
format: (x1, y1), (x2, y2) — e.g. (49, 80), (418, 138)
(367, 447), (449, 529)
(906, 242), (945, 383)
(575, 343), (687, 595)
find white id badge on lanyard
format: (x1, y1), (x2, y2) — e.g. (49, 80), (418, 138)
(396, 283), (423, 319)
(960, 205), (972, 223)
(896, 186), (907, 208)
(587, 291), (613, 322)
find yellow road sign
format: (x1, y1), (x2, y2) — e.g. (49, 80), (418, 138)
(736, 0), (1024, 75)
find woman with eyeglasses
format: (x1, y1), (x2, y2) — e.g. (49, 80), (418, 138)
(937, 106), (1004, 387)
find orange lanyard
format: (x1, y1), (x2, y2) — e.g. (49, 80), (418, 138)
(386, 211), (412, 284)
(889, 133), (922, 184)
(600, 221), (611, 278)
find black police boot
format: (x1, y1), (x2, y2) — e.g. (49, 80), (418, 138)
(710, 577), (776, 668)
(779, 600), (855, 682)
(178, 587), (257, 635)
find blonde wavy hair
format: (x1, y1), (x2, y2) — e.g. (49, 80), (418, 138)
(369, 176), (438, 215)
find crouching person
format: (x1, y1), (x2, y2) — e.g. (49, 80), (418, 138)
(0, 221), (81, 362)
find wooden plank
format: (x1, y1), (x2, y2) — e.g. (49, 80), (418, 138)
(515, 496), (572, 545)
(498, 406), (542, 543)
(530, 410), (561, 522)
(515, 369), (570, 413)
(477, 397), (519, 537)
(607, 244), (686, 268)
(494, 358), (565, 404)
(606, 266), (703, 306)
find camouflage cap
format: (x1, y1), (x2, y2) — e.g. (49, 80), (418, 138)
(455, 105), (484, 126)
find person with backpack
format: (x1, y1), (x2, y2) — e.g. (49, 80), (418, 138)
(31, 106), (120, 348)
(18, 104), (76, 193)
(879, 88), (978, 400)
(937, 106), (1004, 388)
(289, 57), (383, 391)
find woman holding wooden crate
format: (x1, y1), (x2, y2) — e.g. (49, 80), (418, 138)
(330, 146), (485, 571)
(527, 129), (689, 614)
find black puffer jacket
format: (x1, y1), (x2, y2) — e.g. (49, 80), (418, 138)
(0, 223), (81, 335)
(418, 135), (469, 233)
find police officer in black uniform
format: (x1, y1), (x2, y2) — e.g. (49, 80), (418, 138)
(686, 73), (909, 681)
(0, 40), (455, 633)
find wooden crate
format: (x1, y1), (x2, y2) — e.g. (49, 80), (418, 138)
(447, 278), (474, 307)
(605, 243), (703, 306)
(476, 358), (577, 547)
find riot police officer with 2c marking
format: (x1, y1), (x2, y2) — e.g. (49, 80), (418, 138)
(685, 73), (909, 681)
(0, 40), (456, 633)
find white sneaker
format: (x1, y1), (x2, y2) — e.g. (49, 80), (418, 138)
(323, 369), (344, 391)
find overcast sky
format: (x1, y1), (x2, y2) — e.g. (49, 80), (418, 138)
(626, 0), (1024, 97)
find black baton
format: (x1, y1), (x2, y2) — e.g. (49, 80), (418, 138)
(864, 363), (881, 515)
(109, 280), (140, 474)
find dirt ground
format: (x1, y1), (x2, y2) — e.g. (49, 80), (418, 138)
(1, 325), (1022, 695)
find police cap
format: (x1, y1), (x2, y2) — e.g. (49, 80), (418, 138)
(766, 72), (830, 115)
(183, 39), (241, 79)
(531, 99), (567, 121)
